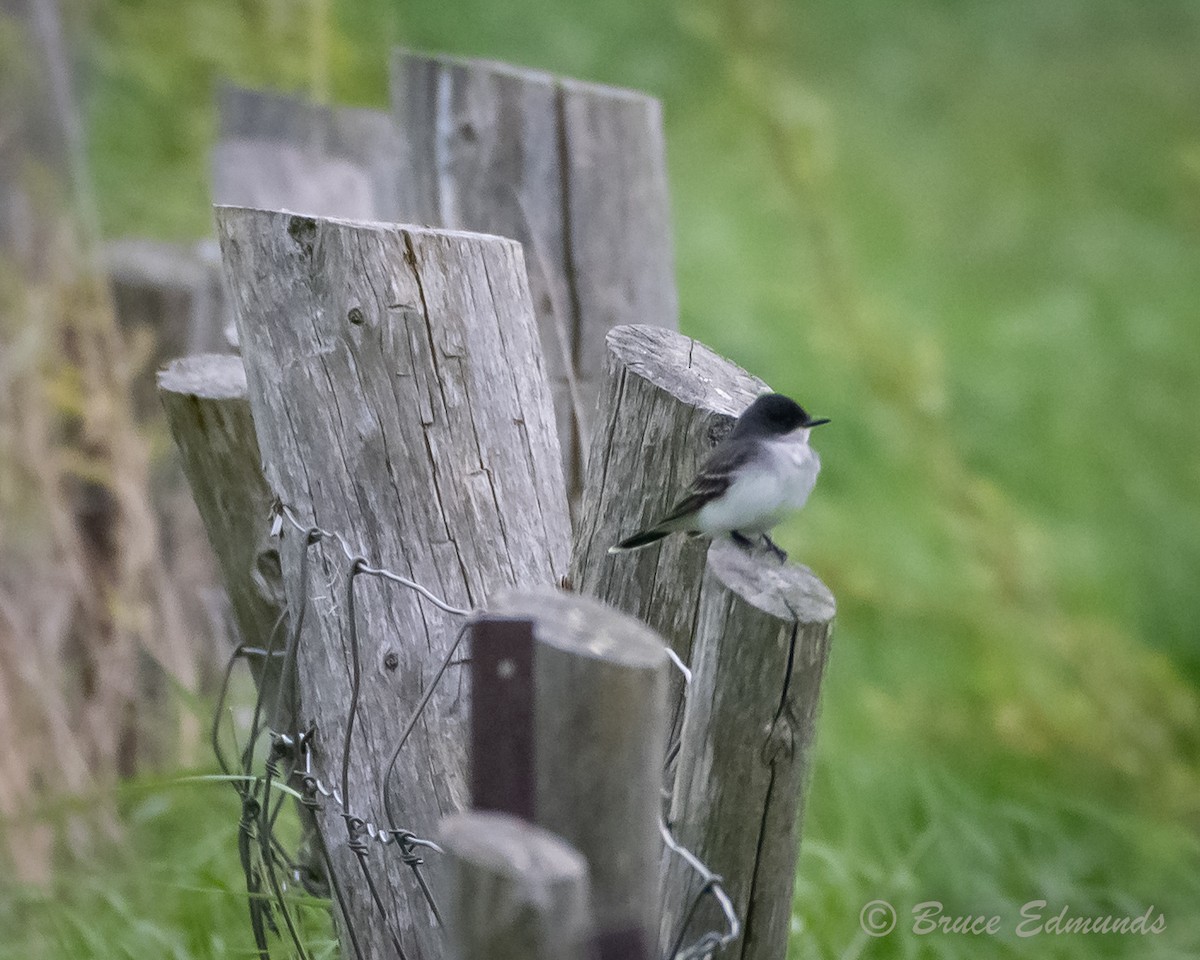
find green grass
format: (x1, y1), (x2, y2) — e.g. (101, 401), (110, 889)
(8, 0), (1197, 957)
(0, 773), (335, 960)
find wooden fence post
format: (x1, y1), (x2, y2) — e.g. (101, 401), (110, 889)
(159, 351), (330, 896)
(570, 324), (766, 736)
(217, 206), (571, 960)
(483, 589), (669, 957)
(391, 52), (679, 501)
(660, 540), (835, 960)
(569, 323), (837, 959)
(157, 354), (289, 729)
(107, 239), (230, 369)
(438, 811), (592, 960)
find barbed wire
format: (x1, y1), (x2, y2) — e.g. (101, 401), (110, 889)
(212, 499), (740, 960)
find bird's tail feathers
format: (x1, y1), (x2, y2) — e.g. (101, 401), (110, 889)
(608, 527), (672, 554)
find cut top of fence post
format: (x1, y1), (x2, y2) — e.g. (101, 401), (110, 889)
(704, 534), (837, 625)
(488, 586), (668, 668)
(392, 51), (679, 501)
(157, 351), (247, 400)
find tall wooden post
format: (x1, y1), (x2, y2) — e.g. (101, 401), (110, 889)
(217, 206), (572, 960)
(159, 351), (330, 900)
(391, 52), (679, 501)
(569, 323), (837, 959)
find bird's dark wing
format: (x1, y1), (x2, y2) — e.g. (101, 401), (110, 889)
(656, 439), (752, 526)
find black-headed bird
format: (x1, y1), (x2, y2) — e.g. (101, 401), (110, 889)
(610, 393), (829, 562)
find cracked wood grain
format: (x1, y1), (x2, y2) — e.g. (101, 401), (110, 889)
(216, 206), (571, 960)
(660, 541), (835, 960)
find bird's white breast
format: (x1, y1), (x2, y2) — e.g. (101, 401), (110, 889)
(695, 433), (821, 535)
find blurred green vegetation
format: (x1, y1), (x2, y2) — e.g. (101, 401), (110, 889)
(10, 0), (1198, 956)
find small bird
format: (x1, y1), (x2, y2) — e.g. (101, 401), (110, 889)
(609, 393), (829, 563)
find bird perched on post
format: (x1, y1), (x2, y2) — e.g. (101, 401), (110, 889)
(609, 392), (829, 563)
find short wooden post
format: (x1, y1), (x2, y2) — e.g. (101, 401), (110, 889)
(438, 811), (592, 960)
(570, 324), (767, 737)
(660, 540), (835, 960)
(159, 351), (330, 896)
(157, 354), (289, 726)
(217, 206), (572, 960)
(484, 589), (668, 956)
(391, 52), (679, 500)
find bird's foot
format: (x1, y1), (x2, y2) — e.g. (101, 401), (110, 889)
(762, 534), (788, 564)
(730, 530), (756, 552)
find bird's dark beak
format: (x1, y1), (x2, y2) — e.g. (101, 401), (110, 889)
(804, 416), (831, 428)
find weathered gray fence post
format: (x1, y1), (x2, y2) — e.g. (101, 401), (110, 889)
(438, 811), (592, 960)
(217, 206), (572, 960)
(660, 541), (835, 960)
(159, 351), (329, 897)
(483, 589), (669, 956)
(157, 354), (288, 725)
(569, 323), (837, 959)
(108, 239), (230, 369)
(570, 324), (766, 726)
(391, 52), (679, 501)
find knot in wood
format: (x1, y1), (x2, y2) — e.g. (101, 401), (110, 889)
(252, 545), (285, 605)
(706, 416), (735, 448)
(761, 709), (797, 766)
(286, 215), (317, 258)
(347, 306), (365, 325)
(383, 650), (400, 671)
